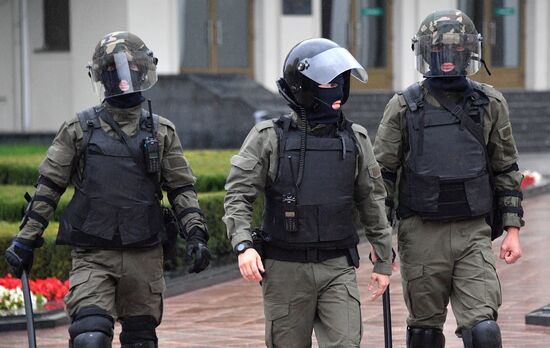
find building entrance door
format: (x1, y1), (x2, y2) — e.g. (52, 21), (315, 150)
(180, 0), (253, 77)
(322, 0), (393, 90)
(459, 0), (525, 87)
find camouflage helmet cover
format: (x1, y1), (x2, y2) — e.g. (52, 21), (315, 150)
(88, 31), (158, 98)
(413, 10), (482, 77)
(416, 9), (479, 41)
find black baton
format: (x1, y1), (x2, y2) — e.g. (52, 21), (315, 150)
(382, 285), (393, 348)
(21, 271), (37, 348)
(369, 248), (396, 348)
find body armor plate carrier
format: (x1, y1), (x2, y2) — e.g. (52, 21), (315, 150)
(262, 116), (359, 251)
(398, 81), (492, 220)
(57, 106), (163, 248)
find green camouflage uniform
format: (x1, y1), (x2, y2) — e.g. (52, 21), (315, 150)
(17, 102), (206, 322)
(224, 113), (393, 347)
(374, 80), (524, 333)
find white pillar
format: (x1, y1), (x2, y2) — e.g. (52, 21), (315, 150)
(254, 0), (281, 92)
(525, 0), (549, 90)
(19, 0), (31, 131)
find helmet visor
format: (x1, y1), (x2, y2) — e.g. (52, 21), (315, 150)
(89, 50), (157, 99)
(414, 33), (482, 77)
(298, 47), (368, 84)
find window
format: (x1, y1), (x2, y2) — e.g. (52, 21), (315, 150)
(282, 0), (312, 15)
(43, 0), (70, 51)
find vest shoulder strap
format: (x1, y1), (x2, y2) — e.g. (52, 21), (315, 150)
(140, 110), (160, 136)
(76, 107), (101, 132)
(274, 115), (292, 157)
(401, 82), (424, 112)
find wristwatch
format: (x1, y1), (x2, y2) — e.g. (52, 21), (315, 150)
(234, 240), (253, 255)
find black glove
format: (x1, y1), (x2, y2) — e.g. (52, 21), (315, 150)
(185, 227), (211, 273)
(4, 237), (37, 278)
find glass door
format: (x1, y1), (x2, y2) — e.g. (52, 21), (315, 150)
(322, 0), (393, 90)
(459, 0), (525, 87)
(180, 0), (253, 76)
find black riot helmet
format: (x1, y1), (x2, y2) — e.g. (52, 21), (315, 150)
(277, 38), (368, 109)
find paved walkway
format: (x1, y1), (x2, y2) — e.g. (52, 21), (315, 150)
(2, 193), (550, 347)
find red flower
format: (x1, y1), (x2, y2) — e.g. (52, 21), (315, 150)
(0, 274), (69, 302)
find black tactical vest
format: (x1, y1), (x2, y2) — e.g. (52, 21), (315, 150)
(398, 82), (493, 220)
(262, 116), (359, 250)
(57, 106), (164, 248)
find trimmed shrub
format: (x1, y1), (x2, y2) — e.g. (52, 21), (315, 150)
(0, 185), (73, 222)
(0, 221), (72, 280)
(0, 148), (236, 191)
(0, 192), (264, 280)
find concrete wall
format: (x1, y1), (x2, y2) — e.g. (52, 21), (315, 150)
(127, 0), (180, 75)
(26, 0), (72, 131)
(0, 0), (20, 131)
(254, 0), (322, 92)
(69, 0), (129, 119)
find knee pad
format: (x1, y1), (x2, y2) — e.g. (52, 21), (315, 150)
(407, 327), (445, 348)
(462, 320), (502, 348)
(120, 315), (158, 347)
(68, 305), (114, 340)
(71, 332), (112, 348)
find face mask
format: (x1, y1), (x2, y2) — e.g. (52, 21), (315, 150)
(101, 69), (141, 98)
(105, 92), (145, 109)
(429, 47), (470, 76)
(427, 76), (473, 96)
(308, 74), (345, 124)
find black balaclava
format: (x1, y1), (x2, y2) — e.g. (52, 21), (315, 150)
(102, 69), (145, 108)
(307, 74), (345, 125)
(428, 46), (470, 77)
(427, 76), (473, 96)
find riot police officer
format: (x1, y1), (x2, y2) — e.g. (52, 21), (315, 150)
(373, 10), (524, 348)
(223, 38), (393, 347)
(4, 31), (211, 347)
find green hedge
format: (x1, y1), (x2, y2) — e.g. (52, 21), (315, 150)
(0, 221), (72, 280)
(0, 147), (236, 192)
(0, 185), (73, 222)
(0, 192), (264, 280)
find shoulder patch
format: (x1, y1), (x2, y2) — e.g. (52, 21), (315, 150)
(254, 119), (275, 132)
(158, 116), (176, 131)
(351, 123), (368, 138)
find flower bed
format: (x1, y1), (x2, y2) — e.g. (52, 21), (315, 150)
(0, 274), (68, 316)
(521, 170), (542, 189)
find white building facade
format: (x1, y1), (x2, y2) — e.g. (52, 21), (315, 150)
(1, 0), (549, 132)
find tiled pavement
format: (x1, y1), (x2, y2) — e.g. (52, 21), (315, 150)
(2, 193), (550, 347)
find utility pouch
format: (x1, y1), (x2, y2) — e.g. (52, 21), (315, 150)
(486, 201), (504, 241)
(282, 193), (298, 232)
(347, 246), (360, 268)
(251, 229), (265, 259)
(143, 136), (160, 174)
(161, 206), (180, 267)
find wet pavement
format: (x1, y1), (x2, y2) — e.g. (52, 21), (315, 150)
(1, 192), (550, 347)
